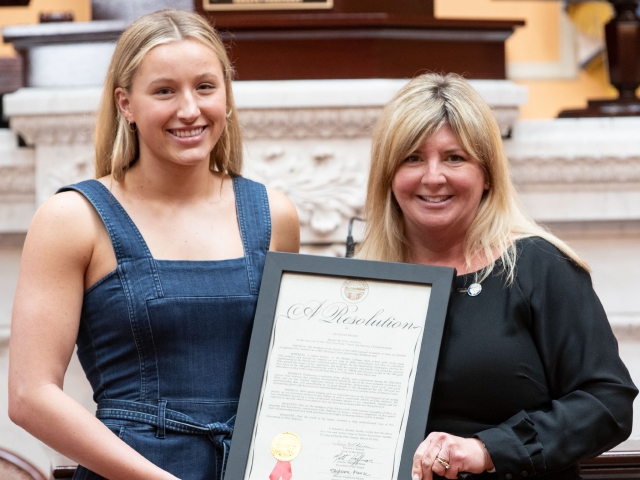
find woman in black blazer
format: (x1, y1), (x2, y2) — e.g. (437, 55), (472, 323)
(357, 72), (638, 480)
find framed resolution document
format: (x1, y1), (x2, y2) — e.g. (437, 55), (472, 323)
(226, 253), (454, 480)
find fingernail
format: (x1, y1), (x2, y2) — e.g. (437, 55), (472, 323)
(413, 475), (419, 480)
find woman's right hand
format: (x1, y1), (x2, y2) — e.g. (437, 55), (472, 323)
(412, 432), (494, 480)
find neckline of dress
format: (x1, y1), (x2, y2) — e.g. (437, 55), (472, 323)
(93, 179), (248, 264)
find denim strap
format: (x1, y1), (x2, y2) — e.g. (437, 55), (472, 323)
(156, 400), (167, 439)
(233, 176), (271, 295)
(57, 180), (164, 401)
(207, 422), (234, 477)
(57, 180), (158, 268)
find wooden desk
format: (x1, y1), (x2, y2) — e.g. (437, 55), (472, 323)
(0, 57), (23, 95)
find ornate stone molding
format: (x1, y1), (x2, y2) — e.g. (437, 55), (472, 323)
(510, 155), (640, 185)
(10, 114), (95, 146)
(0, 163), (35, 195)
(0, 130), (36, 233)
(244, 141), (367, 242)
(238, 107), (382, 140)
(240, 105), (518, 140)
(506, 117), (640, 185)
(492, 106), (520, 138)
(36, 145), (95, 204)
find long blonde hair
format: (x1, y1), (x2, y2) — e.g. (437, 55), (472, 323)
(94, 9), (242, 181)
(358, 73), (588, 283)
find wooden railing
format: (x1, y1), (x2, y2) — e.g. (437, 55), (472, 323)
(51, 466), (75, 479)
(581, 451), (640, 479)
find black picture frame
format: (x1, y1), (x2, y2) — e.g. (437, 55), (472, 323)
(226, 252), (455, 480)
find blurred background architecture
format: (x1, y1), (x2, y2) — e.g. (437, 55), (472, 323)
(1, 0), (640, 476)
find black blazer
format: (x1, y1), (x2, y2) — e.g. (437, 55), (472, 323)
(427, 237), (638, 480)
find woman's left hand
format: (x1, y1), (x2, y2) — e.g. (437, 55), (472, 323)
(412, 432), (494, 480)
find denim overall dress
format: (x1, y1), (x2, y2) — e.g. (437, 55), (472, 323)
(58, 177), (271, 480)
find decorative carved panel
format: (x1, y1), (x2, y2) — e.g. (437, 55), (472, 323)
(239, 107), (381, 140)
(243, 140), (368, 242)
(10, 114), (94, 146)
(510, 155), (640, 185)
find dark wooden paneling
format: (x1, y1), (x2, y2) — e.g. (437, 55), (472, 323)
(580, 451), (640, 479)
(0, 56), (23, 94)
(377, 38), (507, 80)
(195, 0), (522, 80)
(222, 32), (508, 80)
(331, 0), (433, 14)
(197, 0), (433, 16)
(51, 466), (75, 479)
(209, 14), (524, 30)
(0, 0), (30, 5)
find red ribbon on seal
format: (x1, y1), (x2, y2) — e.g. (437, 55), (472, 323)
(269, 460), (292, 480)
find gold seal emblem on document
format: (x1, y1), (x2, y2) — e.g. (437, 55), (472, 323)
(270, 432), (302, 462)
(341, 278), (369, 303)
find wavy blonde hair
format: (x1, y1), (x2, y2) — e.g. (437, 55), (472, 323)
(358, 73), (588, 283)
(94, 9), (242, 181)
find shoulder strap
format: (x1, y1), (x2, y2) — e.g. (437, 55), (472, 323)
(233, 176), (272, 295)
(57, 179), (154, 264)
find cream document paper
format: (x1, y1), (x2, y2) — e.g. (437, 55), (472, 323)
(244, 273), (432, 480)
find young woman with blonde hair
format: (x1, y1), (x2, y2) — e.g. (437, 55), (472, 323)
(9, 10), (299, 480)
(359, 73), (636, 480)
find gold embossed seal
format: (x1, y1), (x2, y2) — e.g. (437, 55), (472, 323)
(341, 278), (369, 303)
(270, 432), (302, 462)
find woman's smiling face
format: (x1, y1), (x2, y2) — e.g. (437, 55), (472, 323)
(391, 123), (489, 244)
(116, 39), (227, 170)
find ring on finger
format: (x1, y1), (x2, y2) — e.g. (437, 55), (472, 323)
(435, 456), (450, 469)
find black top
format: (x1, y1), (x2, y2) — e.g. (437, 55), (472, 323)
(426, 237), (638, 480)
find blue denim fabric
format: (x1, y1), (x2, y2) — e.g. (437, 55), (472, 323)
(57, 177), (271, 480)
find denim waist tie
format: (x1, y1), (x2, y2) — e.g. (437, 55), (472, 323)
(97, 399), (234, 468)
